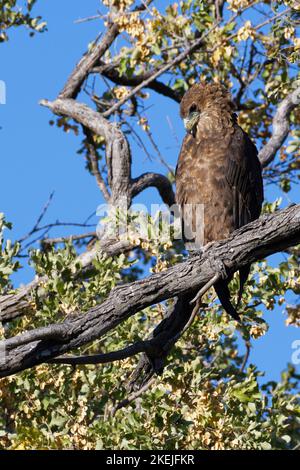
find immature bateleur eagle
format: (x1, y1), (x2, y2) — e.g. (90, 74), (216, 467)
(175, 83), (264, 321)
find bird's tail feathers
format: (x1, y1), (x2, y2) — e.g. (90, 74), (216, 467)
(214, 279), (240, 322)
(236, 264), (251, 308)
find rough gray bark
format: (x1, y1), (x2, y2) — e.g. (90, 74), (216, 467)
(1, 203), (300, 378)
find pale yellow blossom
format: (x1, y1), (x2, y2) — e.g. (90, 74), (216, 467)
(250, 324), (266, 339)
(114, 86), (129, 100)
(237, 21), (255, 42)
(227, 0), (250, 12)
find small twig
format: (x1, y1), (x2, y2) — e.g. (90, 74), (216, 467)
(253, 7), (291, 32)
(74, 14), (102, 24)
(166, 115), (180, 148)
(42, 232), (96, 247)
(123, 121), (154, 162)
(111, 377), (156, 416)
(18, 192), (54, 244)
(84, 127), (111, 201)
(240, 340), (251, 373)
(190, 272), (220, 304)
(137, 110), (174, 175)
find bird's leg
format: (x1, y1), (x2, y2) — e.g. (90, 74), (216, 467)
(187, 242), (212, 259)
(209, 257), (228, 281)
(188, 241), (215, 258)
(189, 247), (227, 305)
(190, 257), (241, 324)
(202, 241), (215, 253)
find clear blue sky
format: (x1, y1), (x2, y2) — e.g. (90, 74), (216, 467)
(0, 0), (299, 383)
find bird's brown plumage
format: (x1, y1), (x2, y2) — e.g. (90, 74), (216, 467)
(176, 82), (264, 320)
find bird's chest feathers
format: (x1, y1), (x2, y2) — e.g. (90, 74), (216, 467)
(195, 110), (233, 152)
(177, 112), (234, 200)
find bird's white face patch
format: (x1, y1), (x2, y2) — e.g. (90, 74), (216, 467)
(183, 118), (189, 129)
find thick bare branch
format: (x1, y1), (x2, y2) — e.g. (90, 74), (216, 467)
(47, 282), (207, 367)
(1, 204), (300, 378)
(40, 98), (132, 204)
(259, 85), (300, 167)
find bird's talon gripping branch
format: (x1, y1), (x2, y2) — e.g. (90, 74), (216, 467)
(212, 258), (228, 281)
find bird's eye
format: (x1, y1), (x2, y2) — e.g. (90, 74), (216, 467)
(189, 104), (197, 113)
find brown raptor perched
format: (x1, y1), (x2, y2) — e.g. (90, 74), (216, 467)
(175, 82), (264, 321)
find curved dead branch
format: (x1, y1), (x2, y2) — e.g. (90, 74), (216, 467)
(40, 98), (132, 205)
(131, 172), (175, 206)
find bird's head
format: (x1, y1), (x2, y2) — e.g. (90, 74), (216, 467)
(180, 82), (235, 136)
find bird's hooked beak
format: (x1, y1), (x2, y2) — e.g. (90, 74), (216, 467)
(183, 111), (200, 136)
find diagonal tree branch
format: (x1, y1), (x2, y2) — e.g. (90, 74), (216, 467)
(101, 31), (210, 118)
(1, 204), (300, 378)
(59, 24), (120, 100)
(58, 0), (154, 100)
(93, 61), (181, 103)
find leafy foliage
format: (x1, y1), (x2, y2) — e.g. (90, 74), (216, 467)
(0, 0), (299, 450)
(0, 0), (46, 42)
(0, 214), (20, 290)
